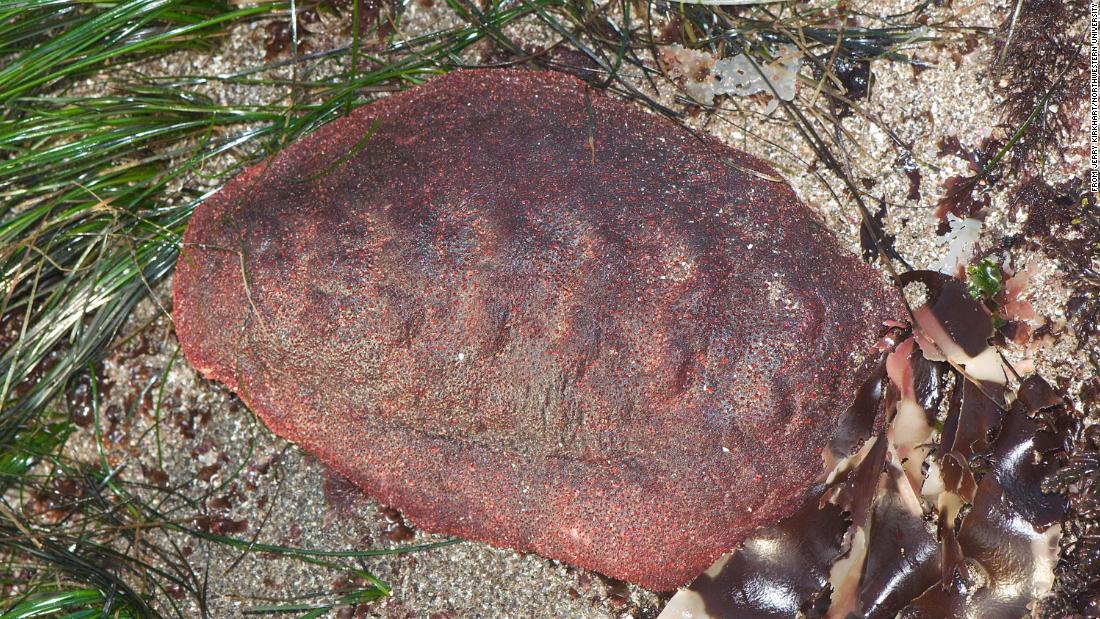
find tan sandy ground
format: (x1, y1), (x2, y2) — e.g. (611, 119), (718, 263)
(59, 0), (1092, 616)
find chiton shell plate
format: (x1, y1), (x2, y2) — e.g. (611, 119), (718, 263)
(173, 68), (902, 590)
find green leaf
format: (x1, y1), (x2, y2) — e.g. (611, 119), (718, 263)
(0, 589), (102, 619)
(0, 421), (72, 492)
(966, 258), (1003, 300)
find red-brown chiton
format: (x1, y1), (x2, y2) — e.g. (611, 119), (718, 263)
(173, 68), (902, 590)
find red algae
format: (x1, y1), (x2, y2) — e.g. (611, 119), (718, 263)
(172, 68), (902, 590)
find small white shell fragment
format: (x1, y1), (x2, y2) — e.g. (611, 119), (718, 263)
(714, 45), (801, 112)
(660, 44), (801, 111)
(936, 213), (983, 276)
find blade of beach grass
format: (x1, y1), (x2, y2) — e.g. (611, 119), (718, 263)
(0, 0), (276, 105)
(0, 588), (108, 619)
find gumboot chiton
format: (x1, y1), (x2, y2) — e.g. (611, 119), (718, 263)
(173, 68), (902, 590)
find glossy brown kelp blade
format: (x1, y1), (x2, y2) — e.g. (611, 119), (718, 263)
(173, 68), (902, 590)
(660, 281), (1070, 617)
(657, 484), (851, 619)
(903, 270), (1008, 404)
(905, 379), (1069, 617)
(658, 354), (893, 619)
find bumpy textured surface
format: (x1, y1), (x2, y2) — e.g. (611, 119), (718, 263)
(173, 68), (902, 590)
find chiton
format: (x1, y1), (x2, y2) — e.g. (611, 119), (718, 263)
(173, 68), (902, 590)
